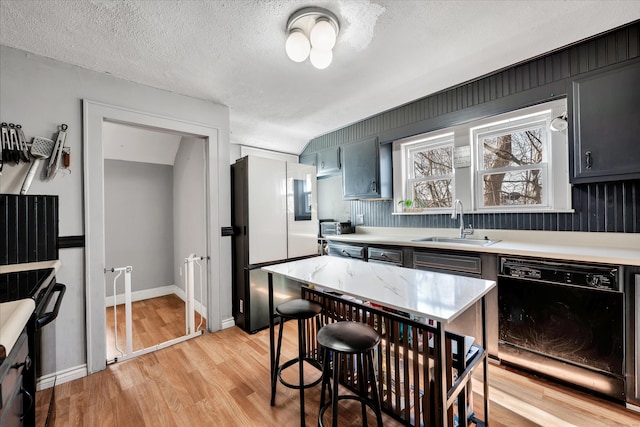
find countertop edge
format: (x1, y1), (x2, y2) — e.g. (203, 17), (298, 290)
(326, 228), (640, 266)
(0, 299), (36, 361)
(0, 260), (62, 274)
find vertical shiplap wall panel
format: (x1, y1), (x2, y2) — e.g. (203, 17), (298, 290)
(0, 194), (59, 265)
(303, 22), (640, 233)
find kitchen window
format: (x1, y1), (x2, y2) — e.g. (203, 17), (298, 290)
(395, 132), (454, 211)
(393, 98), (571, 214)
(473, 115), (549, 209)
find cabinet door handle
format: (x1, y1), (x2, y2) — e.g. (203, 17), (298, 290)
(341, 249), (352, 258)
(320, 161), (325, 168)
(20, 388), (34, 420)
(371, 180), (377, 192)
(12, 355), (31, 371)
(585, 151), (592, 169)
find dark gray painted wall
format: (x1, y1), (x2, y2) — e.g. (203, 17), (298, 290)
(302, 21), (640, 233)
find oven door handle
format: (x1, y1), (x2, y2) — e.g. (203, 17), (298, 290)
(36, 283), (66, 329)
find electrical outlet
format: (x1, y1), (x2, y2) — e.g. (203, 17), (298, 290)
(356, 214), (364, 225)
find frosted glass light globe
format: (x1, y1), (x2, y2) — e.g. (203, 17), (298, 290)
(285, 30), (311, 62)
(310, 19), (337, 50)
(310, 48), (333, 69)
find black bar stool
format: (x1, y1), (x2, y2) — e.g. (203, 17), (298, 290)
(271, 298), (324, 427)
(317, 321), (383, 427)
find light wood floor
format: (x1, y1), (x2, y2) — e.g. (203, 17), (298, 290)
(105, 294), (207, 361)
(50, 321), (640, 427)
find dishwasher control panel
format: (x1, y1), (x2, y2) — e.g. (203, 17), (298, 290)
(500, 257), (620, 291)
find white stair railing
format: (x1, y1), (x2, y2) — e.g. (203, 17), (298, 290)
(184, 254), (205, 334)
(105, 266), (133, 359)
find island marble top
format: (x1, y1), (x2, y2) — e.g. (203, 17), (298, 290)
(263, 256), (496, 324)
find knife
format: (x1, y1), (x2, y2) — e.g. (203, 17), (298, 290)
(47, 124), (67, 180)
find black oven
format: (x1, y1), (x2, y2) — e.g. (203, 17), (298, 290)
(498, 256), (624, 401)
(0, 268), (66, 426)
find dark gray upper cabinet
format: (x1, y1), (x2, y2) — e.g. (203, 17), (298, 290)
(317, 147), (341, 177)
(299, 153), (316, 167)
(342, 137), (392, 199)
(569, 59), (640, 183)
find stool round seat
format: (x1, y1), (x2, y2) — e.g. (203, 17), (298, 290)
(317, 321), (380, 354)
(276, 298), (322, 319)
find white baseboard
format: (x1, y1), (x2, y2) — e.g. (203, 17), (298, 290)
(37, 364), (88, 390)
(105, 284), (207, 317)
(105, 285), (175, 306)
(172, 285), (207, 317)
(221, 317), (235, 329)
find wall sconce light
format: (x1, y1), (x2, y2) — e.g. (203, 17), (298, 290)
(550, 112), (568, 132)
(285, 7), (340, 70)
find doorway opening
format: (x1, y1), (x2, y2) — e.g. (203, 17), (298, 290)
(84, 100), (223, 374)
(102, 122), (207, 362)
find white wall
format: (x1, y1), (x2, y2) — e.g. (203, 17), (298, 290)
(104, 160), (175, 296)
(0, 45), (230, 377)
(173, 137), (207, 304)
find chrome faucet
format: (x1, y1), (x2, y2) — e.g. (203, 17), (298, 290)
(451, 199), (474, 238)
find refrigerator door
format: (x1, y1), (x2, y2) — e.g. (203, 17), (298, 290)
(247, 267), (301, 333)
(287, 162), (318, 258)
(248, 156), (287, 264)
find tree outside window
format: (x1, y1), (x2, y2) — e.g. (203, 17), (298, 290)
(476, 121), (547, 208)
(407, 139), (454, 209)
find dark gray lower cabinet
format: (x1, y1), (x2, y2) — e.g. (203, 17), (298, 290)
(327, 241), (364, 259)
(569, 58), (640, 183)
(0, 330), (29, 427)
(367, 246), (403, 266)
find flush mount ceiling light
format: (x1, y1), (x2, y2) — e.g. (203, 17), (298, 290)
(285, 7), (340, 70)
(550, 112), (568, 132)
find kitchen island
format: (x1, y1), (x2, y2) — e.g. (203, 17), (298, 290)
(263, 256), (495, 427)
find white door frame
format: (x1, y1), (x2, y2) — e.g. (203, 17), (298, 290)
(83, 100), (222, 374)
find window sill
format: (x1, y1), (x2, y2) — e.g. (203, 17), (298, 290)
(392, 208), (576, 216)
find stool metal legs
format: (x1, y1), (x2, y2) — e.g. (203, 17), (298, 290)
(271, 316), (323, 427)
(318, 347), (383, 427)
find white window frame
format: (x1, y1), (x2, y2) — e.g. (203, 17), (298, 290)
(472, 114), (550, 210)
(392, 98), (571, 215)
(393, 131), (455, 213)
(470, 100), (571, 213)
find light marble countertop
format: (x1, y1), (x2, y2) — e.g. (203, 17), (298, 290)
(0, 299), (35, 359)
(0, 260), (61, 274)
(263, 256), (495, 324)
(326, 227), (640, 266)
(0, 260), (61, 360)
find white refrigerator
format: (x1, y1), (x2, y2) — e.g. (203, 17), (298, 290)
(231, 156), (318, 332)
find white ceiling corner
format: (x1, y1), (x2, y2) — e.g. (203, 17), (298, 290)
(1, 1), (639, 156)
(102, 121), (182, 166)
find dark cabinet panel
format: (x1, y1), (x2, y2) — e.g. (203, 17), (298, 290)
(569, 59), (640, 183)
(0, 195), (58, 265)
(299, 153), (316, 168)
(316, 147), (340, 177)
(327, 241), (364, 259)
(342, 137), (391, 199)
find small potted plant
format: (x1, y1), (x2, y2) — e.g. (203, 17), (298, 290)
(398, 199), (414, 213)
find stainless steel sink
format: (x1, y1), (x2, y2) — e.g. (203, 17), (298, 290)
(411, 236), (500, 246)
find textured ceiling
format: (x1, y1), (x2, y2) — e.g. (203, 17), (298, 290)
(1, 1), (639, 155)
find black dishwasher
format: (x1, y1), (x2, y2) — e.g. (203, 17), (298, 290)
(498, 256), (624, 400)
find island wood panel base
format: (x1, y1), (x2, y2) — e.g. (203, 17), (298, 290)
(301, 287), (484, 427)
